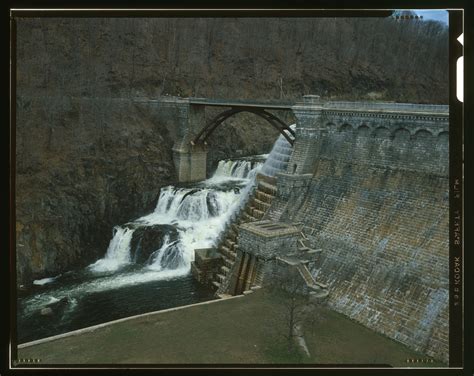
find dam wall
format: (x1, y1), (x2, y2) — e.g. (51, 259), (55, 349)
(269, 99), (449, 362)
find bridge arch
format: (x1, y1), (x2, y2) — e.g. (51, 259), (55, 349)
(191, 107), (295, 146)
(437, 130), (449, 139)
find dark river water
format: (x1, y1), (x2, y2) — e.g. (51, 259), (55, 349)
(17, 268), (215, 344)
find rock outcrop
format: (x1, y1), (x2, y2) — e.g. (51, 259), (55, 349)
(129, 224), (179, 264)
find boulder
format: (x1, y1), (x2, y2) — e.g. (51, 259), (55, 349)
(130, 224), (179, 264)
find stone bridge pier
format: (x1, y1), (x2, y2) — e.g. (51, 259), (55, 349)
(172, 99), (208, 182)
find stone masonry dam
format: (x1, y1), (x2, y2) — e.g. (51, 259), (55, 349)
(189, 95), (449, 362)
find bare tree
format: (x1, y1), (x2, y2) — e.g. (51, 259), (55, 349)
(267, 265), (319, 354)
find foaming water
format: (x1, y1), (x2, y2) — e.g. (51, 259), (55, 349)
(213, 158), (264, 180)
(260, 124), (295, 177)
(89, 227), (135, 272)
(33, 276), (60, 286)
(89, 157), (264, 277)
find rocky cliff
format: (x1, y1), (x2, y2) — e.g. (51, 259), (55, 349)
(15, 17), (448, 285)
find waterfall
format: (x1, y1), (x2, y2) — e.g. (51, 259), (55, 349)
(213, 159), (263, 179)
(148, 186), (240, 222)
(89, 157), (264, 276)
(89, 226), (135, 272)
(260, 124), (295, 177)
(147, 234), (182, 271)
(88, 134), (294, 278)
(19, 138), (295, 343)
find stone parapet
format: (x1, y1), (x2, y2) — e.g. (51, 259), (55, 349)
(322, 101), (448, 114)
(293, 95), (448, 114)
(321, 111), (448, 137)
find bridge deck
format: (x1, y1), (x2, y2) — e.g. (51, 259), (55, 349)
(188, 97), (294, 110)
(133, 96), (448, 115)
(188, 97), (448, 115)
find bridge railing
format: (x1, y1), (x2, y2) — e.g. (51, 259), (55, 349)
(188, 97), (295, 109)
(296, 100), (449, 114)
(132, 96), (448, 115)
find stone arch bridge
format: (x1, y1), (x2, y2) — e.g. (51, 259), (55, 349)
(171, 95), (448, 182)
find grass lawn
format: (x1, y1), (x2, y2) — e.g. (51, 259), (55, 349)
(16, 288), (446, 366)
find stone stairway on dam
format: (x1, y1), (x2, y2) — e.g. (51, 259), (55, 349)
(213, 176), (278, 295)
(219, 231), (328, 301)
(273, 226), (329, 300)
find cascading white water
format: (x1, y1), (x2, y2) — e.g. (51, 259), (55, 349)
(135, 186), (242, 271)
(89, 227), (135, 272)
(260, 124), (295, 177)
(88, 157), (264, 278)
(148, 186), (240, 222)
(213, 159), (262, 180)
(147, 234), (181, 271)
(86, 138), (300, 280)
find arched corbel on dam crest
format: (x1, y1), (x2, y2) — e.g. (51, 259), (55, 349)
(338, 123), (354, 132)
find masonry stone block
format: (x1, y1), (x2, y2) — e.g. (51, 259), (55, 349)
(275, 173), (313, 200)
(172, 146), (208, 182)
(238, 220), (300, 260)
(172, 99), (208, 182)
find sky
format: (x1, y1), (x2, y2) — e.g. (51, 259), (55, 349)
(412, 10), (449, 25)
